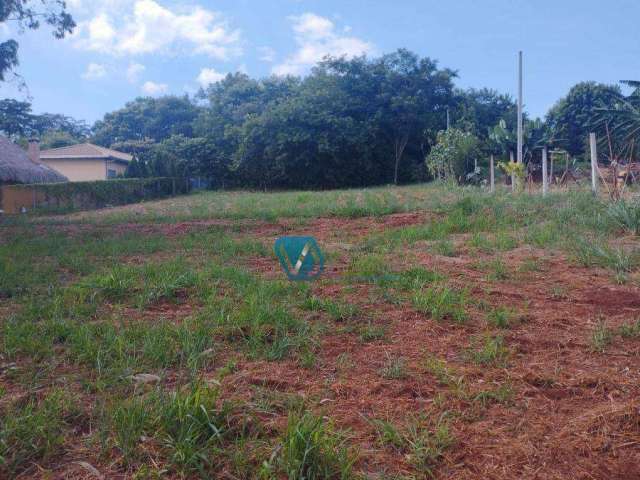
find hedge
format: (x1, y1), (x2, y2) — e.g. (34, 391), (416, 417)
(5, 177), (191, 214)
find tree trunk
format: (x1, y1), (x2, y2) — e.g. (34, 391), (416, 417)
(393, 133), (409, 185)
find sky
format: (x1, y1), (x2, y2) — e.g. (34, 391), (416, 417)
(0, 0), (638, 125)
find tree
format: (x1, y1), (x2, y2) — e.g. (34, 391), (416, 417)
(546, 82), (621, 158)
(92, 96), (201, 146)
(0, 98), (33, 137)
(426, 128), (480, 182)
(0, 0), (75, 82)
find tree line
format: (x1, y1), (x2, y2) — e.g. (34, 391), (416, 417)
(1, 48), (638, 189)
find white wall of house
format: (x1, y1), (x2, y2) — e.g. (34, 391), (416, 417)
(39, 158), (127, 182)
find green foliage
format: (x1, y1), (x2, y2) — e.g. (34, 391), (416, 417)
(546, 82), (622, 157)
(265, 411), (355, 480)
(0, 390), (77, 477)
(0, 2), (75, 82)
(607, 199), (640, 235)
(467, 335), (510, 366)
(590, 318), (613, 353)
(11, 177), (190, 213)
(426, 128), (481, 182)
(370, 414), (454, 475)
(412, 286), (468, 323)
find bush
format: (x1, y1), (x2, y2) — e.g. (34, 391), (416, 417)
(10, 177), (191, 213)
(426, 129), (481, 183)
(608, 199), (640, 235)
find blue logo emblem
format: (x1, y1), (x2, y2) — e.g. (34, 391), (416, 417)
(274, 236), (324, 281)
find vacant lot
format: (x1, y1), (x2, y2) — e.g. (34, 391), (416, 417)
(1, 184), (639, 479)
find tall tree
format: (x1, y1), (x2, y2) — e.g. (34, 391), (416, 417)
(0, 0), (75, 82)
(546, 82), (621, 157)
(92, 96), (200, 146)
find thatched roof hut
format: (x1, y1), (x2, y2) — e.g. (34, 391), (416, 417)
(0, 135), (67, 184)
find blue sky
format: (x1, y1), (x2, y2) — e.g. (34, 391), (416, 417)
(1, 0), (638, 125)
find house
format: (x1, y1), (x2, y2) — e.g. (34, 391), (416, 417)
(0, 135), (67, 185)
(0, 135), (67, 214)
(33, 142), (132, 182)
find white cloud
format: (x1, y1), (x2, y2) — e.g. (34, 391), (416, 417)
(196, 67), (225, 87)
(82, 63), (107, 80)
(141, 80), (168, 96)
(126, 62), (145, 83)
(273, 13), (373, 76)
(258, 46), (276, 63)
(74, 0), (241, 60)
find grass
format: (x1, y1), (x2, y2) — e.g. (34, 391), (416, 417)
(0, 390), (78, 477)
(412, 285), (468, 323)
(2, 183), (640, 477)
(265, 411), (355, 480)
(380, 354), (409, 380)
(370, 414), (454, 476)
(590, 318), (614, 353)
(467, 335), (510, 366)
(487, 306), (516, 329)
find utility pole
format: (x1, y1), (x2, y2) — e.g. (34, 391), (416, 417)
(446, 107), (450, 130)
(589, 133), (598, 195)
(517, 51), (523, 165)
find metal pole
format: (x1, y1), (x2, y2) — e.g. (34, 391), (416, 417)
(517, 51), (523, 165)
(446, 107), (450, 130)
(490, 154), (495, 193)
(590, 133), (598, 195)
(542, 147), (548, 196)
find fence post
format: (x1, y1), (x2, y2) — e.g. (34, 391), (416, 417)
(489, 155), (495, 193)
(542, 146), (548, 197)
(589, 133), (598, 195)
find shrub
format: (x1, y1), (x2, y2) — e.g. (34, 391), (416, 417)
(608, 199), (640, 235)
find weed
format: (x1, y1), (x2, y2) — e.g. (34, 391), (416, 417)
(467, 335), (510, 366)
(483, 257), (509, 281)
(412, 286), (468, 323)
(432, 239), (456, 257)
(619, 319), (640, 338)
(380, 354), (408, 380)
(590, 318), (613, 353)
(359, 322), (387, 342)
(0, 390), (77, 477)
(265, 412), (355, 480)
(370, 414), (454, 476)
(487, 306), (515, 329)
(473, 384), (514, 407)
(607, 199), (640, 235)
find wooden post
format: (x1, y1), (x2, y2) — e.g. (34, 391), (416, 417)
(490, 155), (495, 193)
(542, 146), (548, 196)
(550, 153), (554, 184)
(589, 133), (598, 195)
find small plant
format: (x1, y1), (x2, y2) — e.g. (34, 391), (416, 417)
(412, 286), (468, 323)
(432, 239), (456, 257)
(371, 414), (454, 475)
(380, 354), (408, 380)
(468, 335), (510, 366)
(486, 306), (515, 329)
(359, 322), (387, 342)
(0, 390), (77, 477)
(266, 412), (355, 480)
(590, 318), (613, 353)
(607, 199), (640, 235)
(473, 384), (514, 407)
(619, 319), (640, 338)
(485, 257), (509, 281)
